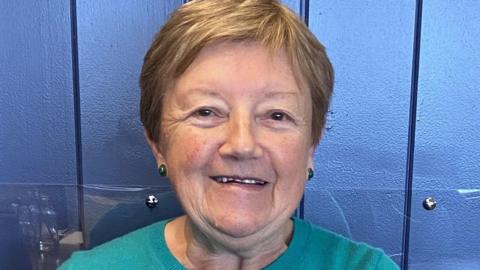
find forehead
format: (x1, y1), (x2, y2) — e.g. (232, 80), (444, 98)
(172, 41), (307, 98)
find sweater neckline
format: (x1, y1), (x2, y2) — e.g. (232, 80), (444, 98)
(150, 217), (309, 269)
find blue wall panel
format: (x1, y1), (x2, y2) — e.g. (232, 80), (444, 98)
(409, 1), (480, 269)
(282, 0), (300, 14)
(305, 1), (416, 264)
(0, 1), (76, 184)
(76, 0), (186, 249)
(77, 0), (183, 186)
(0, 2), (80, 268)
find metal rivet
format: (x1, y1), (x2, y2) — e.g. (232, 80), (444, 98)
(423, 197), (437, 210)
(145, 195), (158, 208)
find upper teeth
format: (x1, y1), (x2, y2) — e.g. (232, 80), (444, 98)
(215, 176), (266, 185)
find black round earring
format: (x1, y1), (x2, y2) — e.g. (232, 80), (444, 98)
(158, 164), (167, 177)
(308, 168), (314, 180)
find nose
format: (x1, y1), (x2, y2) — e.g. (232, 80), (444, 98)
(218, 113), (263, 160)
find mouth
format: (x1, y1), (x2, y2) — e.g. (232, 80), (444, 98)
(210, 176), (268, 186)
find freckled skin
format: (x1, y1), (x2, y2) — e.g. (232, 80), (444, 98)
(185, 137), (201, 163)
(146, 41), (315, 268)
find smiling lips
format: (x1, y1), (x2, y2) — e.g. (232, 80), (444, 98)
(211, 176), (268, 186)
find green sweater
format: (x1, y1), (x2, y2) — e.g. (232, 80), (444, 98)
(60, 218), (400, 269)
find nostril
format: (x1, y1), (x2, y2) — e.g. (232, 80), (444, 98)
(218, 135), (263, 159)
(221, 145), (263, 160)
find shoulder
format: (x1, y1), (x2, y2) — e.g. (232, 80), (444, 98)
(59, 220), (169, 270)
(293, 218), (400, 270)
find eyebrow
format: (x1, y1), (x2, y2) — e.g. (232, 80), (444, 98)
(181, 87), (299, 100)
(182, 87), (222, 97)
(263, 90), (299, 99)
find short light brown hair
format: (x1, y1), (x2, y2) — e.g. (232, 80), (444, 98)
(140, 0), (333, 146)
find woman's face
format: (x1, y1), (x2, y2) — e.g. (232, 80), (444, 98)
(148, 41), (314, 239)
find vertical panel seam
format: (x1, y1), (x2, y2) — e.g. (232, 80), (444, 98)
(298, 0), (309, 220)
(70, 0), (85, 247)
(300, 0), (310, 26)
(401, 0), (423, 269)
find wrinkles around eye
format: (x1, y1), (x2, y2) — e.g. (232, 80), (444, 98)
(185, 107), (303, 130)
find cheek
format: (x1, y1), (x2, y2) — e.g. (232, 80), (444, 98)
(166, 129), (212, 168)
(185, 138), (202, 163)
(274, 138), (310, 177)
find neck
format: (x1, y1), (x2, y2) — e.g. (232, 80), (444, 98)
(165, 215), (293, 270)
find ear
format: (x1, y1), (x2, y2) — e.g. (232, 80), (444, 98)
(144, 130), (166, 168)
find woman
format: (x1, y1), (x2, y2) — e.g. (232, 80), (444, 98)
(61, 0), (399, 269)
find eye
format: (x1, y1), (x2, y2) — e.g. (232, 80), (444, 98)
(269, 111), (289, 121)
(195, 108), (215, 117)
(189, 107), (226, 127)
(262, 110), (298, 129)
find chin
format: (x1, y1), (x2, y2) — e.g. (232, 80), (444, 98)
(210, 213), (269, 239)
